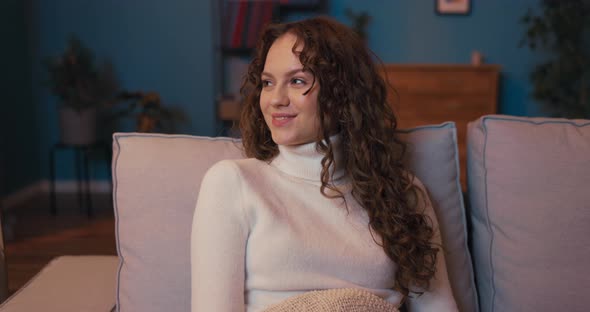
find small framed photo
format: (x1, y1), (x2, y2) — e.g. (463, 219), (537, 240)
(436, 0), (471, 15)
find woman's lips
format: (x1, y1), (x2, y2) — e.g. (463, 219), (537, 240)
(271, 113), (296, 127)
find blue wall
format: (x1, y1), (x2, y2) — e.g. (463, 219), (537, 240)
(329, 0), (543, 116)
(1, 0), (40, 195)
(6, 0), (544, 193)
(30, 0), (217, 182)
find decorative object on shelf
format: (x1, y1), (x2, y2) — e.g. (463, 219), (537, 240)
(471, 50), (483, 66)
(344, 8), (371, 44)
(43, 35), (118, 145)
(110, 91), (185, 133)
(435, 0), (471, 15)
(520, 0), (590, 118)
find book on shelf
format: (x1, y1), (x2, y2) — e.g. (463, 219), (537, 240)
(223, 0), (275, 50)
(222, 0), (324, 50)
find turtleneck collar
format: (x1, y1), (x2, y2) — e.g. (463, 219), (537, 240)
(270, 135), (345, 182)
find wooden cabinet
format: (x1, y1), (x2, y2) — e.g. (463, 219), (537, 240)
(381, 64), (500, 189)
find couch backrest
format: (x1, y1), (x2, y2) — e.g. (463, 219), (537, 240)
(112, 123), (478, 312)
(112, 134), (244, 312)
(467, 115), (590, 312)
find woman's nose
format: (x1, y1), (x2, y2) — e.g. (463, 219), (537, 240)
(269, 86), (289, 107)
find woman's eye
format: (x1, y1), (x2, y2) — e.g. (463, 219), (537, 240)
(291, 78), (305, 85)
(261, 80), (272, 87)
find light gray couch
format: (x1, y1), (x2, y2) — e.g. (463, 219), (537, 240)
(0, 115), (588, 312)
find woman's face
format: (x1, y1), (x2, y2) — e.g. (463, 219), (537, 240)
(260, 32), (320, 146)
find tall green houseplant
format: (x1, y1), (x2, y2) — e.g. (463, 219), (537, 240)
(521, 0), (590, 118)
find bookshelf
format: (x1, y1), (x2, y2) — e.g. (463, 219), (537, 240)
(216, 0), (328, 132)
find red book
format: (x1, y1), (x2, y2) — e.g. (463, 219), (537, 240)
(223, 1), (237, 48)
(246, 1), (263, 48)
(231, 0), (248, 48)
(261, 1), (274, 31)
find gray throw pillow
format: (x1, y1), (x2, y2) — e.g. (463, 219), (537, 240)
(399, 123), (478, 312)
(467, 115), (590, 312)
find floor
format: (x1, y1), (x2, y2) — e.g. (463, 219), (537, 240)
(2, 192), (116, 296)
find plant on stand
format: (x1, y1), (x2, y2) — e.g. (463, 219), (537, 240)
(520, 0), (590, 118)
(44, 35), (118, 145)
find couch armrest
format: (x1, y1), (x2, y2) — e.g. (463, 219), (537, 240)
(0, 255), (118, 312)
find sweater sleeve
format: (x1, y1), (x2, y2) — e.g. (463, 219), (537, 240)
(191, 160), (249, 312)
(406, 179), (459, 312)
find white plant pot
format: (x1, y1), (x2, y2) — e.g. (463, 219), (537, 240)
(59, 107), (97, 145)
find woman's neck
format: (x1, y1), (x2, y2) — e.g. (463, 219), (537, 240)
(270, 136), (345, 182)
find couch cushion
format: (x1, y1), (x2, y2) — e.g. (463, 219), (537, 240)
(112, 134), (244, 312)
(399, 123), (478, 312)
(467, 115), (590, 312)
(0, 256), (118, 311)
(112, 124), (476, 312)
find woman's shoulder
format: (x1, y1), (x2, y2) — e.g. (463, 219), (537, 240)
(208, 157), (268, 171)
(409, 173), (428, 192)
(203, 158), (270, 181)
(398, 169), (427, 191)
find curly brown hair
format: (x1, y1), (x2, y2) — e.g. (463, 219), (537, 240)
(239, 16), (438, 298)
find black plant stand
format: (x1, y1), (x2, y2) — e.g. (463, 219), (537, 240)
(49, 141), (111, 218)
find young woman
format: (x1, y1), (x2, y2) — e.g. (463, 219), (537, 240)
(191, 16), (458, 312)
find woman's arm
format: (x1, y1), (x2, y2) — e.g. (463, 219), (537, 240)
(191, 160), (249, 312)
(406, 179), (459, 312)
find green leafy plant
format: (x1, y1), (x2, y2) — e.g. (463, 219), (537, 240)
(110, 91), (186, 133)
(43, 35), (118, 112)
(345, 8), (371, 42)
(520, 0), (590, 118)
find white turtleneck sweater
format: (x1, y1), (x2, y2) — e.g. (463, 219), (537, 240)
(190, 140), (458, 312)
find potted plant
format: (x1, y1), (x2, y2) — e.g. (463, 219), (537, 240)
(345, 8), (371, 44)
(44, 35), (118, 145)
(520, 0), (590, 118)
(110, 91), (185, 133)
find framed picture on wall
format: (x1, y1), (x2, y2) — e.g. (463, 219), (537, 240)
(436, 0), (471, 15)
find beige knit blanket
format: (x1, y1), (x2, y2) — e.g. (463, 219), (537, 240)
(262, 288), (400, 312)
